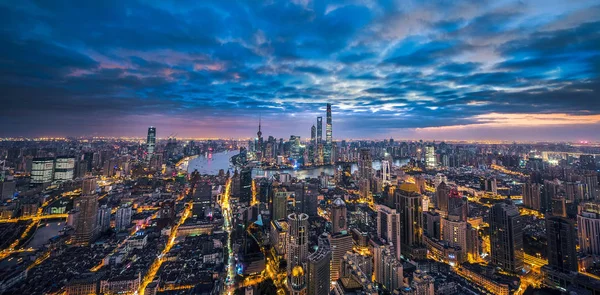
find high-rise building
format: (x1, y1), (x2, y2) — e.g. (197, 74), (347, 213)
(577, 202), (600, 256)
(115, 204), (132, 232)
(522, 182), (542, 211)
(377, 204), (401, 259)
(316, 117), (323, 145)
(358, 148), (372, 180)
(425, 145), (436, 169)
(96, 204), (111, 233)
(329, 232), (353, 282)
(546, 216), (577, 272)
(146, 126), (156, 160)
(290, 266), (307, 295)
(273, 192), (292, 221)
(441, 215), (467, 262)
(435, 182), (450, 213)
(307, 234), (331, 295)
(331, 198), (347, 234)
(372, 240), (403, 291)
(287, 213), (309, 275)
(73, 178), (99, 245)
(397, 188), (424, 258)
(31, 157), (54, 185)
(54, 156), (75, 181)
(382, 160), (391, 184)
(489, 200), (524, 274)
(324, 103), (332, 164)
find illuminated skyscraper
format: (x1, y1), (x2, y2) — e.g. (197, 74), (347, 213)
(328, 232), (353, 282)
(287, 213), (309, 275)
(325, 103), (332, 164)
(73, 178), (99, 245)
(256, 115), (263, 160)
(146, 126), (156, 160)
(316, 117), (323, 145)
(489, 200), (523, 274)
(425, 145), (436, 168)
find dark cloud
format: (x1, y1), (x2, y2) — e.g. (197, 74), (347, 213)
(0, 0), (598, 140)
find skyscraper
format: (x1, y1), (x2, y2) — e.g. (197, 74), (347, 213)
(396, 187), (424, 259)
(425, 145), (436, 168)
(382, 160), (391, 184)
(372, 240), (403, 291)
(489, 200), (524, 274)
(256, 115), (263, 160)
(522, 182), (542, 211)
(273, 192), (292, 221)
(307, 234), (331, 295)
(287, 213), (309, 275)
(578, 202), (600, 256)
(377, 204), (401, 259)
(316, 117), (323, 145)
(324, 103), (332, 164)
(546, 216), (577, 272)
(328, 232), (353, 282)
(435, 182), (450, 214)
(290, 266), (307, 295)
(358, 148), (372, 180)
(331, 198), (347, 234)
(73, 178), (99, 245)
(146, 126), (156, 160)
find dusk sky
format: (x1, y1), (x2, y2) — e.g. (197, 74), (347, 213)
(1, 0), (599, 141)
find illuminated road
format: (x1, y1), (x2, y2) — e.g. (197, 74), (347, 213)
(0, 214), (68, 223)
(138, 201), (192, 295)
(222, 178), (236, 294)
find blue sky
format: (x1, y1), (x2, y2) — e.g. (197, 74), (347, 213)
(1, 0), (599, 140)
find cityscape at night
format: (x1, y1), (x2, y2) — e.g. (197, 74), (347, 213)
(1, 1), (600, 295)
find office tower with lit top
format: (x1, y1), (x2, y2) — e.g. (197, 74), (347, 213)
(73, 178), (99, 245)
(146, 126), (156, 160)
(489, 200), (524, 274)
(287, 213), (309, 275)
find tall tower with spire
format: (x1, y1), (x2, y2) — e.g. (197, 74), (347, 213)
(256, 115), (263, 160)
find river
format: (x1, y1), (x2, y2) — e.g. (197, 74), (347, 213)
(186, 151), (409, 178)
(27, 221), (64, 249)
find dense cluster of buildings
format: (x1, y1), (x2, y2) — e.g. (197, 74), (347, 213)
(0, 104), (600, 294)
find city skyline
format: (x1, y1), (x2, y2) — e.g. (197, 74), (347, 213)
(1, 1), (600, 140)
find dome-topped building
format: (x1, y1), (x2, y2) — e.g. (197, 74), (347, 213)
(331, 198), (347, 234)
